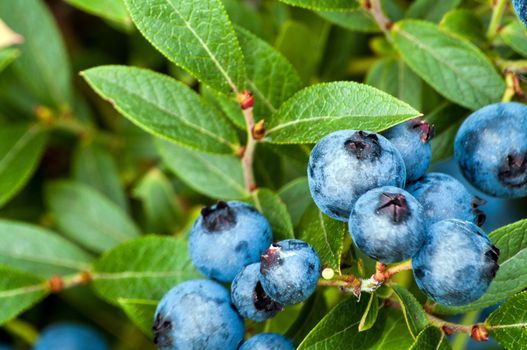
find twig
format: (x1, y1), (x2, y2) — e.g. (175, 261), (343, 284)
(365, 0), (392, 37)
(238, 91), (258, 192)
(487, 0), (508, 41)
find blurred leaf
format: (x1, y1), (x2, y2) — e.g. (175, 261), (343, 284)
(392, 20), (505, 110)
(117, 298), (157, 338)
(0, 49), (19, 74)
(64, 0), (131, 28)
(248, 188), (294, 241)
(254, 144), (283, 191)
(439, 9), (485, 44)
(0, 0), (72, 108)
(409, 326), (450, 350)
(124, 0), (245, 93)
(359, 293), (379, 332)
(365, 58), (422, 110)
(72, 141), (128, 211)
(158, 140), (248, 200)
(83, 66), (239, 154)
(277, 0), (359, 11)
(286, 292), (328, 343)
(406, 0), (461, 23)
(0, 124), (47, 209)
(236, 26), (302, 119)
(264, 82), (420, 144)
(0, 220), (92, 278)
(201, 85), (245, 130)
(298, 204), (345, 272)
(132, 169), (182, 235)
(222, 0), (265, 39)
(435, 219), (527, 314)
(501, 21), (527, 58)
(0, 266), (48, 325)
(278, 177), (311, 226)
(92, 236), (200, 304)
(486, 291), (527, 349)
(318, 10), (379, 33)
(391, 284), (429, 338)
(431, 119), (462, 163)
(46, 181), (140, 253)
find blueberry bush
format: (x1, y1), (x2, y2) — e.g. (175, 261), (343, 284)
(0, 0), (526, 349)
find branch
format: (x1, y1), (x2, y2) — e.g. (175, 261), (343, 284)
(238, 91), (259, 192)
(365, 0), (392, 37)
(487, 0), (508, 41)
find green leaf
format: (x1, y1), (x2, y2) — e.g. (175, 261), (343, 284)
(64, 0), (131, 28)
(248, 189), (294, 241)
(132, 169), (182, 235)
(359, 293), (379, 332)
(0, 124), (47, 208)
(201, 85), (245, 130)
(501, 21), (527, 58)
(0, 0), (72, 108)
(318, 10), (379, 33)
(439, 9), (485, 44)
(46, 181), (140, 253)
(391, 284), (429, 338)
(158, 140), (248, 200)
(265, 82), (421, 144)
(0, 220), (92, 278)
(431, 119), (462, 163)
(72, 141), (128, 211)
(365, 58), (422, 110)
(0, 48), (19, 74)
(92, 236), (200, 304)
(298, 297), (414, 349)
(117, 298), (157, 338)
(236, 26), (302, 119)
(82, 65), (239, 154)
(0, 266), (48, 325)
(392, 20), (505, 110)
(486, 291), (527, 349)
(278, 177), (311, 226)
(409, 326), (450, 350)
(298, 204), (345, 272)
(277, 0), (359, 11)
(286, 292), (328, 343)
(435, 219), (527, 314)
(406, 0), (461, 23)
(124, 0), (245, 93)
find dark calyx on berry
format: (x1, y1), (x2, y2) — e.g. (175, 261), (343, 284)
(201, 201), (236, 232)
(344, 131), (381, 160)
(260, 244), (282, 275)
(376, 192), (409, 223)
(483, 245), (500, 279)
(153, 314), (172, 347)
(410, 118), (435, 143)
(498, 153), (527, 188)
(471, 197), (487, 226)
(253, 281), (283, 313)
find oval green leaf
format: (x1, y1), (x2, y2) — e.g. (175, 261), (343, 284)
(117, 298), (157, 338)
(486, 291), (527, 349)
(248, 188), (294, 241)
(64, 0), (131, 28)
(278, 0), (359, 11)
(409, 326), (450, 350)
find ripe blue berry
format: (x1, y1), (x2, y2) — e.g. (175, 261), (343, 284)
(412, 219), (500, 306)
(189, 201), (272, 282)
(382, 118), (434, 182)
(240, 333), (295, 350)
(406, 173), (486, 227)
(454, 102), (527, 198)
(259, 239), (320, 305)
(154, 279), (244, 350)
(308, 130), (406, 221)
(349, 186), (426, 263)
(34, 323), (108, 350)
(513, 0), (527, 28)
(231, 263), (283, 322)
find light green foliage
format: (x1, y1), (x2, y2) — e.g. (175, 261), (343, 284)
(117, 298), (158, 338)
(278, 177), (312, 226)
(409, 326), (451, 350)
(248, 188), (294, 241)
(486, 291), (527, 349)
(64, 0), (131, 28)
(0, 49), (19, 74)
(318, 10), (379, 33)
(406, 0), (461, 23)
(501, 21), (527, 58)
(440, 9), (485, 44)
(277, 0), (359, 11)
(391, 284), (428, 338)
(359, 293), (379, 332)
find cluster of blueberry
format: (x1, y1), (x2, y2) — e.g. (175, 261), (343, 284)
(308, 103), (527, 307)
(153, 201), (320, 349)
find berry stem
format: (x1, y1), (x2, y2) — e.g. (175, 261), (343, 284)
(240, 98), (258, 192)
(501, 71), (517, 102)
(487, 0), (507, 41)
(427, 313), (473, 335)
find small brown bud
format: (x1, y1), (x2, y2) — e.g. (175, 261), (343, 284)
(442, 325), (455, 336)
(238, 90), (254, 110)
(471, 325), (489, 342)
(252, 120), (265, 140)
(48, 276), (64, 293)
(77, 271), (92, 284)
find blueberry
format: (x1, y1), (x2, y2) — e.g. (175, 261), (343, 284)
(513, 0), (527, 28)
(454, 102), (527, 198)
(231, 262), (283, 322)
(259, 239), (320, 305)
(34, 323), (108, 350)
(406, 172), (486, 227)
(153, 279), (244, 350)
(349, 186), (426, 263)
(239, 333), (295, 350)
(189, 201), (272, 282)
(382, 118), (435, 182)
(412, 219), (500, 306)
(308, 130), (406, 221)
